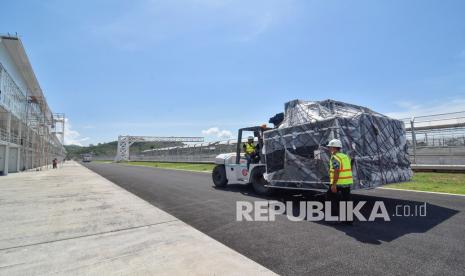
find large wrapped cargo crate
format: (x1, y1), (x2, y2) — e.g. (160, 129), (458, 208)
(263, 99), (412, 190)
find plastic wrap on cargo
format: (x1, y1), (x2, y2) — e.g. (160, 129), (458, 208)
(263, 99), (412, 190)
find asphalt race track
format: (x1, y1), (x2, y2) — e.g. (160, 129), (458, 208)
(84, 162), (465, 275)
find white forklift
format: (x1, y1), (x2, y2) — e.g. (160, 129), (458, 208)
(212, 126), (273, 195)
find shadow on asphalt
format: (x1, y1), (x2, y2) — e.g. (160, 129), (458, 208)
(215, 184), (460, 245)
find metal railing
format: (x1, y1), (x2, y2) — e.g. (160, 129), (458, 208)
(402, 111), (465, 165)
(131, 140), (237, 163)
(0, 129), (20, 144)
(0, 128), (8, 142)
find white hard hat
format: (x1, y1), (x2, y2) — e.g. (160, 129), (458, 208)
(248, 136), (254, 140)
(327, 139), (342, 148)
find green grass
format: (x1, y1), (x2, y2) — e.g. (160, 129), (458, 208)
(386, 172), (465, 195)
(123, 161), (215, 172)
(110, 161), (465, 195)
(92, 160), (113, 163)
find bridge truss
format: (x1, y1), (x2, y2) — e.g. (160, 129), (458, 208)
(115, 135), (204, 162)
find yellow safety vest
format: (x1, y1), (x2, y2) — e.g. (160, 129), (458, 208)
(244, 142), (256, 154)
(329, 152), (353, 186)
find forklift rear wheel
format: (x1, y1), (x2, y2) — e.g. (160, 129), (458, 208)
(212, 165), (228, 187)
(251, 166), (273, 196)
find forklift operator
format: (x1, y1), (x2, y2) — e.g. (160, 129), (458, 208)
(243, 136), (257, 170)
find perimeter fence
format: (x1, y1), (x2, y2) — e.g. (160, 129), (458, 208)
(131, 111), (465, 166)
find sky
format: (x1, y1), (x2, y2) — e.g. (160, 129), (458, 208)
(1, 0), (465, 146)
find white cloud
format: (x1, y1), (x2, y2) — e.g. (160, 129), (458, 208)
(91, 0), (294, 50)
(64, 119), (90, 146)
(202, 127), (232, 139)
(386, 98), (465, 119)
(235, 11), (274, 42)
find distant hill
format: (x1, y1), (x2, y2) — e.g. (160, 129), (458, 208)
(65, 141), (184, 160)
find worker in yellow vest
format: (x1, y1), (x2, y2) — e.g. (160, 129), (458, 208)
(243, 136), (257, 170)
(327, 139), (353, 223)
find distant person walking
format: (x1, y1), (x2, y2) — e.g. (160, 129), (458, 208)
(52, 158), (58, 169)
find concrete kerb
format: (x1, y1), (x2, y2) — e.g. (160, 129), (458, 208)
(378, 187), (465, 197)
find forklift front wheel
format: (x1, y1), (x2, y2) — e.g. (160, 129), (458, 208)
(251, 166), (273, 196)
(212, 165), (228, 187)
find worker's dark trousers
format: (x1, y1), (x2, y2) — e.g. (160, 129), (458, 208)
(326, 186), (352, 222)
(245, 155), (252, 170)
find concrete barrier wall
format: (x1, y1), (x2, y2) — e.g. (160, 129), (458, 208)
(130, 149), (465, 165)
